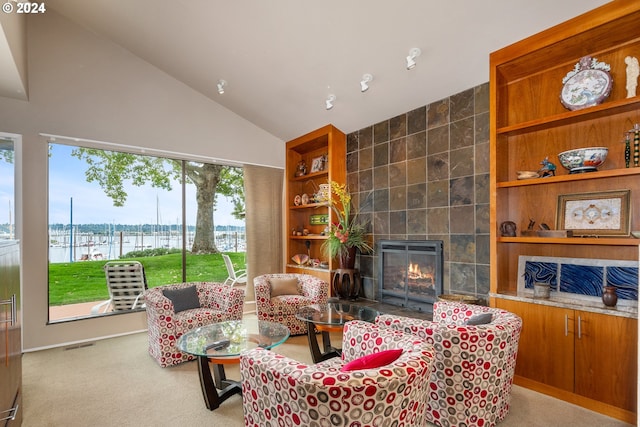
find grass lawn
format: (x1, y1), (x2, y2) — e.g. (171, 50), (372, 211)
(48, 252), (246, 305)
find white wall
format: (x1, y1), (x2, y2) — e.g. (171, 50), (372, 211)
(0, 11), (284, 350)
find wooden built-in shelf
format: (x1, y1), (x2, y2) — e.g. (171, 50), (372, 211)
(497, 168), (640, 188)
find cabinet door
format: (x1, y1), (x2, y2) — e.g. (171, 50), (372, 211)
(495, 299), (574, 391)
(0, 243), (21, 426)
(574, 311), (637, 412)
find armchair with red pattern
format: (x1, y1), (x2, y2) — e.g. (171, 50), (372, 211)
(375, 300), (523, 427)
(240, 320), (435, 427)
(145, 282), (245, 367)
(254, 273), (328, 335)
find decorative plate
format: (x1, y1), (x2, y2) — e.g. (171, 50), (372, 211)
(293, 194), (302, 206)
(560, 56), (612, 111)
(301, 193), (310, 205)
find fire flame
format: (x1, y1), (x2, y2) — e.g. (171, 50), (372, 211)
(408, 262), (434, 283)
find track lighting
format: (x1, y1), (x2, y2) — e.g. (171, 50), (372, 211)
(325, 94), (336, 110)
(360, 74), (373, 92)
(406, 48), (421, 70)
(217, 79), (227, 94)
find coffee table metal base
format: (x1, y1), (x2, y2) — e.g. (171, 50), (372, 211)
(197, 356), (242, 411)
(307, 324), (342, 363)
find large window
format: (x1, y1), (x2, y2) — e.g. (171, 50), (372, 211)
(48, 142), (245, 322)
(0, 137), (15, 241)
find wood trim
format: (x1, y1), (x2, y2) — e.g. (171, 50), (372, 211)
(513, 375), (637, 425)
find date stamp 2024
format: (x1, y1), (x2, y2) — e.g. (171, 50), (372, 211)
(2, 2), (46, 14)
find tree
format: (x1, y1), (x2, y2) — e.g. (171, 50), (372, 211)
(71, 148), (244, 254)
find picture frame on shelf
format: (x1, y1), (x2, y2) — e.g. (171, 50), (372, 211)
(556, 189), (630, 236)
(310, 155), (326, 173)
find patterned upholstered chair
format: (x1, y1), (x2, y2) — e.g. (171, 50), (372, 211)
(254, 273), (328, 335)
(240, 320), (435, 427)
(144, 282), (245, 367)
(376, 301), (523, 427)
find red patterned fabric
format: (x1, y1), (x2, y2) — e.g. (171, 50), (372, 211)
(254, 273), (328, 335)
(240, 320), (435, 427)
(144, 282), (245, 367)
(375, 301), (523, 427)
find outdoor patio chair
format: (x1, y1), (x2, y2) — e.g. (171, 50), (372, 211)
(222, 253), (247, 287)
(91, 261), (148, 314)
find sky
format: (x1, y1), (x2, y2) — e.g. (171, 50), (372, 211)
(0, 143), (244, 227)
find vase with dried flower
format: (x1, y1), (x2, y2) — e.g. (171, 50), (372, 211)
(319, 182), (372, 269)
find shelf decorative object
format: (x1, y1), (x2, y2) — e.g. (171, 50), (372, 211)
(319, 181), (372, 268)
(557, 147), (608, 174)
(556, 190), (630, 236)
(625, 56), (639, 98)
(310, 154), (327, 173)
(629, 124), (640, 167)
(560, 56), (612, 111)
(602, 285), (618, 307)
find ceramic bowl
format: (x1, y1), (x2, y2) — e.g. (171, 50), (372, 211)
(557, 147), (608, 173)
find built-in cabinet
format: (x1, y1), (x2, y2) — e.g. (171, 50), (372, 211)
(496, 299), (637, 422)
(0, 241), (21, 426)
(489, 2), (639, 423)
(285, 125), (346, 285)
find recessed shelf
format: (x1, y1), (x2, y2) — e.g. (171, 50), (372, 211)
(497, 168), (640, 188)
(496, 95), (640, 136)
(497, 236), (639, 246)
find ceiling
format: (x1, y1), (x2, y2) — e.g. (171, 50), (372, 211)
(18, 1), (611, 141)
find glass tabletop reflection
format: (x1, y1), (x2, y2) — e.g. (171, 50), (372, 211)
(176, 319), (290, 358)
(295, 302), (379, 327)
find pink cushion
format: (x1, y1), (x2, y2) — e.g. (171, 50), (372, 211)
(340, 349), (403, 372)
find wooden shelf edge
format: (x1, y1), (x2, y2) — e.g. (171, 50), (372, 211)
(289, 235), (328, 240)
(496, 96), (640, 135)
(285, 264), (331, 273)
(497, 168), (640, 188)
(289, 202), (328, 209)
(498, 236), (639, 245)
(290, 170), (328, 182)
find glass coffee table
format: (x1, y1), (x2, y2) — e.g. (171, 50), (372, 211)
(295, 302), (379, 363)
(176, 319), (290, 410)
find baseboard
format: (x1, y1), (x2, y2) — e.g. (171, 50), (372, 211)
(243, 300), (256, 314)
(513, 375), (637, 425)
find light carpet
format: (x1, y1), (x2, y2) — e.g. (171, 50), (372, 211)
(22, 329), (632, 427)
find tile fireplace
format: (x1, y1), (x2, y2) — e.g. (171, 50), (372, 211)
(378, 240), (443, 312)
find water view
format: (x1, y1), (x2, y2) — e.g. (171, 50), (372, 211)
(48, 226), (246, 263)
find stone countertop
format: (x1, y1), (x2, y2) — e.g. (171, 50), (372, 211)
(491, 292), (638, 319)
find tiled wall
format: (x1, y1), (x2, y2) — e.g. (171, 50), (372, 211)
(346, 83), (490, 302)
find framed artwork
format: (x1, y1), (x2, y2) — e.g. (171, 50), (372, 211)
(556, 190), (630, 236)
(310, 155), (326, 173)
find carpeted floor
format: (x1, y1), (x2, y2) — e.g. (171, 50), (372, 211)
(22, 327), (633, 427)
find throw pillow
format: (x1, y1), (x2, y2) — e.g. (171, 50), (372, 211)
(162, 285), (200, 313)
(464, 312), (493, 325)
(269, 278), (299, 297)
(340, 349), (403, 372)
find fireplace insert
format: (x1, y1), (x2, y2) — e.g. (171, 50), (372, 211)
(378, 240), (443, 312)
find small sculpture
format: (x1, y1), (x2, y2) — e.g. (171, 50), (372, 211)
(294, 160), (307, 177)
(538, 157), (556, 177)
(625, 56), (639, 98)
(500, 221), (517, 237)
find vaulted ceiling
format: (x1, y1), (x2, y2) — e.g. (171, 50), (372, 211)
(4, 0), (610, 141)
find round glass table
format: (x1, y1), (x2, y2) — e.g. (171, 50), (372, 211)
(295, 302), (379, 363)
(176, 319), (290, 410)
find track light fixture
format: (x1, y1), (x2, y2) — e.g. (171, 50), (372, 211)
(325, 94), (336, 110)
(217, 79), (227, 94)
(406, 48), (421, 70)
(360, 74), (373, 92)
